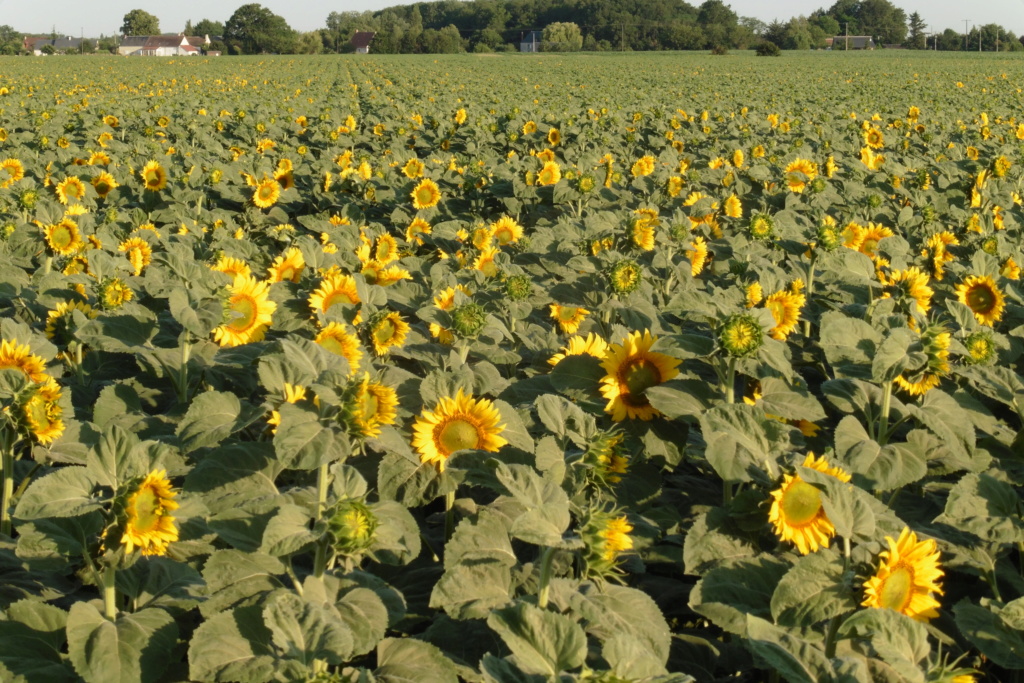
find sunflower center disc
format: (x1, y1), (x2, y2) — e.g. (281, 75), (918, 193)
(318, 335), (344, 356)
(27, 396), (50, 427)
(361, 390), (379, 420)
(323, 290), (354, 311)
(780, 480), (821, 526)
(879, 565), (914, 612)
(228, 296), (256, 331)
(558, 307), (578, 322)
(374, 321), (395, 345)
(622, 359), (661, 402)
(438, 418), (480, 455)
(132, 488), (161, 532)
(967, 286), (994, 313)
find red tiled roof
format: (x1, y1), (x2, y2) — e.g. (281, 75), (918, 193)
(351, 32), (375, 49)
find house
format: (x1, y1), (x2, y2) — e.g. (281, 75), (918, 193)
(832, 35), (875, 50)
(119, 35), (208, 56)
(23, 36), (88, 55)
(520, 31), (542, 52)
(351, 32), (375, 54)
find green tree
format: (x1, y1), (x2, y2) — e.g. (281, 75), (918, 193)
(225, 4), (297, 54)
(97, 36), (118, 53)
(697, 1), (737, 28)
(193, 19), (225, 37)
(0, 25), (20, 54)
(542, 21), (583, 51)
(906, 12), (926, 49)
(120, 9), (160, 36)
(297, 31), (323, 54)
(857, 0), (906, 44)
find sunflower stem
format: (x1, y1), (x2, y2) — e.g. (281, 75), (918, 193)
(313, 463), (331, 579)
(988, 567), (1004, 602)
(536, 547), (556, 610)
(877, 382), (893, 446)
(42, 256), (52, 275)
(102, 565), (118, 620)
(444, 490), (456, 541)
(725, 356), (737, 404)
(0, 442), (13, 537)
(823, 614), (841, 658)
(176, 340), (191, 405)
(72, 342), (84, 385)
(802, 251), (816, 337)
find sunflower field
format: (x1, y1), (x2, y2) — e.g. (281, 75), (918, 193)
(0, 50), (1023, 682)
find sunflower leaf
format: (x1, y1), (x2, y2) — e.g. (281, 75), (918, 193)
(68, 603), (178, 683)
(487, 602), (586, 676)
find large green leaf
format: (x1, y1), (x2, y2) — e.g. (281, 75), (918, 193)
(770, 550), (857, 627)
(15, 466), (101, 520)
(188, 604), (279, 683)
(487, 602), (587, 677)
(375, 637), (459, 683)
(176, 390), (243, 453)
(744, 615), (834, 683)
(262, 589), (354, 667)
(67, 603), (178, 683)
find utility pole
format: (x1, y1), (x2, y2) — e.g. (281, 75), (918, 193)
(979, 26), (982, 52)
(844, 22), (848, 51)
(963, 20), (970, 51)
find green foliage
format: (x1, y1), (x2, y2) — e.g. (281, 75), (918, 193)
(120, 9), (160, 36)
(224, 3), (297, 55)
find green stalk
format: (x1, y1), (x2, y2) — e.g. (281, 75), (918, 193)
(313, 464), (331, 578)
(444, 490), (456, 541)
(823, 614), (841, 658)
(0, 444), (13, 537)
(877, 382), (892, 446)
(42, 255), (52, 275)
(103, 565), (118, 620)
(722, 356), (738, 505)
(72, 342), (85, 385)
(802, 251), (816, 337)
(536, 547), (556, 610)
(176, 340), (192, 405)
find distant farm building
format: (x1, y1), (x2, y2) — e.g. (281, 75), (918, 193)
(351, 32), (375, 54)
(831, 35), (875, 50)
(23, 36), (88, 55)
(118, 35), (211, 57)
(520, 31), (542, 52)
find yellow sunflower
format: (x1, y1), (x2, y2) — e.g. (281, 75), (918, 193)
(0, 339), (49, 382)
(686, 236), (709, 276)
(55, 176), (86, 205)
(412, 390), (507, 472)
(99, 278), (134, 309)
(314, 322), (362, 375)
(369, 312), (409, 356)
(373, 235), (400, 264)
(91, 171), (118, 199)
(140, 160), (167, 192)
(856, 223), (894, 259)
(361, 261), (412, 287)
(547, 127), (561, 146)
(548, 333), (609, 366)
(118, 237), (153, 276)
(862, 527), (944, 622)
(266, 247), (305, 283)
(537, 161), (561, 186)
(860, 146), (884, 171)
(863, 126), (885, 149)
(784, 158), (818, 193)
(406, 217), (432, 244)
(599, 330), (682, 421)
(411, 178), (441, 210)
(403, 158), (424, 179)
(308, 273), (360, 316)
(724, 194), (742, 218)
(550, 304), (590, 335)
(473, 247), (500, 277)
(347, 374), (399, 439)
(0, 158), (25, 188)
(211, 255), (252, 279)
(44, 219), (84, 256)
(44, 301), (98, 343)
(632, 219), (655, 251)
(631, 156), (655, 177)
(491, 216), (523, 246)
(267, 382), (309, 434)
(956, 275), (1005, 326)
(764, 289), (805, 341)
(119, 469), (179, 556)
(21, 377), (64, 444)
(768, 453), (851, 555)
(888, 267), (933, 314)
(599, 516), (634, 561)
(894, 326), (949, 396)
(212, 274), (276, 348)
(252, 177), (282, 209)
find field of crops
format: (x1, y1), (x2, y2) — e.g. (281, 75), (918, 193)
(0, 49), (1023, 682)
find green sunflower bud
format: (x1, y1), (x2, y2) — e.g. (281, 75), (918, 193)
(867, 194), (883, 209)
(816, 222), (841, 251)
(328, 499), (377, 555)
(609, 260), (642, 295)
(1, 223), (14, 240)
(17, 189), (38, 211)
(748, 213), (775, 241)
(981, 236), (999, 256)
(963, 331), (996, 365)
(809, 177), (826, 193)
(719, 314), (764, 357)
(505, 274), (532, 301)
(450, 302), (487, 338)
(581, 508), (634, 578)
(584, 430), (629, 486)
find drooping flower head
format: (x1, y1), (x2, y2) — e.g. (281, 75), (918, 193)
(768, 453), (851, 555)
(862, 527), (944, 622)
(118, 469), (179, 556)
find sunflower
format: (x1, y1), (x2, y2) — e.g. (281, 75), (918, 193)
(0, 158), (24, 189)
(862, 528), (943, 622)
(402, 158), (424, 179)
(406, 217), (432, 244)
(119, 469), (179, 556)
(361, 261), (412, 287)
(548, 333), (609, 366)
(119, 237), (152, 276)
(370, 312), (409, 355)
(537, 161), (561, 186)
(768, 453), (851, 555)
(346, 374), (399, 438)
(685, 236), (709, 276)
(213, 275), (276, 348)
(522, 120), (537, 135)
(411, 178), (441, 210)
(430, 285), (470, 344)
(314, 322), (362, 375)
(44, 219), (84, 256)
(894, 326), (949, 396)
(784, 158), (818, 193)
(888, 267), (933, 314)
(924, 232), (958, 281)
(267, 382), (309, 433)
(631, 156), (655, 177)
(91, 171), (118, 199)
(550, 305), (590, 335)
(855, 223), (894, 259)
(609, 260), (642, 294)
(963, 331), (996, 365)
(308, 273), (360, 316)
(211, 255), (252, 279)
(956, 275), (1005, 326)
(860, 147), (884, 171)
(473, 247), (500, 277)
(373, 235), (400, 264)
(55, 176), (86, 205)
(746, 282), (763, 308)
(412, 390), (507, 472)
(0, 339), (48, 383)
(599, 330), (682, 421)
(99, 278), (133, 309)
(764, 288), (805, 341)
(491, 216), (523, 246)
(252, 177), (282, 209)
(724, 194), (742, 218)
(140, 160), (167, 192)
(44, 301), (98, 344)
(20, 377), (63, 444)
(863, 126), (885, 149)
(632, 219), (655, 251)
(547, 127), (561, 146)
(267, 247), (305, 283)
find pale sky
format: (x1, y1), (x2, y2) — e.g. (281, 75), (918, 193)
(3, 0), (1023, 39)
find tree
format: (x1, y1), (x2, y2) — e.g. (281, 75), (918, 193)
(906, 12), (926, 49)
(542, 21), (582, 51)
(297, 31), (323, 54)
(193, 19), (225, 37)
(97, 36), (118, 54)
(120, 9), (159, 36)
(697, 1), (738, 28)
(225, 4), (297, 54)
(0, 25), (20, 55)
(857, 0), (906, 44)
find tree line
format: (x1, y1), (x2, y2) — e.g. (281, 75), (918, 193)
(3, 0), (1022, 55)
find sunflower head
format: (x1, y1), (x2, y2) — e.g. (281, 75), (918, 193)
(140, 161), (167, 192)
(584, 430), (629, 486)
(412, 390), (507, 471)
(748, 213), (775, 241)
(212, 275), (277, 348)
(862, 527), (943, 622)
(768, 453), (851, 555)
(44, 301), (98, 345)
(719, 314), (764, 357)
(963, 331), (996, 365)
(115, 469), (179, 557)
(340, 374), (398, 439)
(582, 509), (634, 576)
(504, 274), (532, 301)
(411, 178), (441, 210)
(450, 302), (488, 339)
(19, 377), (64, 445)
(314, 322), (362, 375)
(328, 499), (378, 555)
(599, 330), (682, 421)
(816, 218), (841, 251)
(609, 259), (642, 295)
(368, 311), (409, 356)
(956, 275), (1005, 327)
